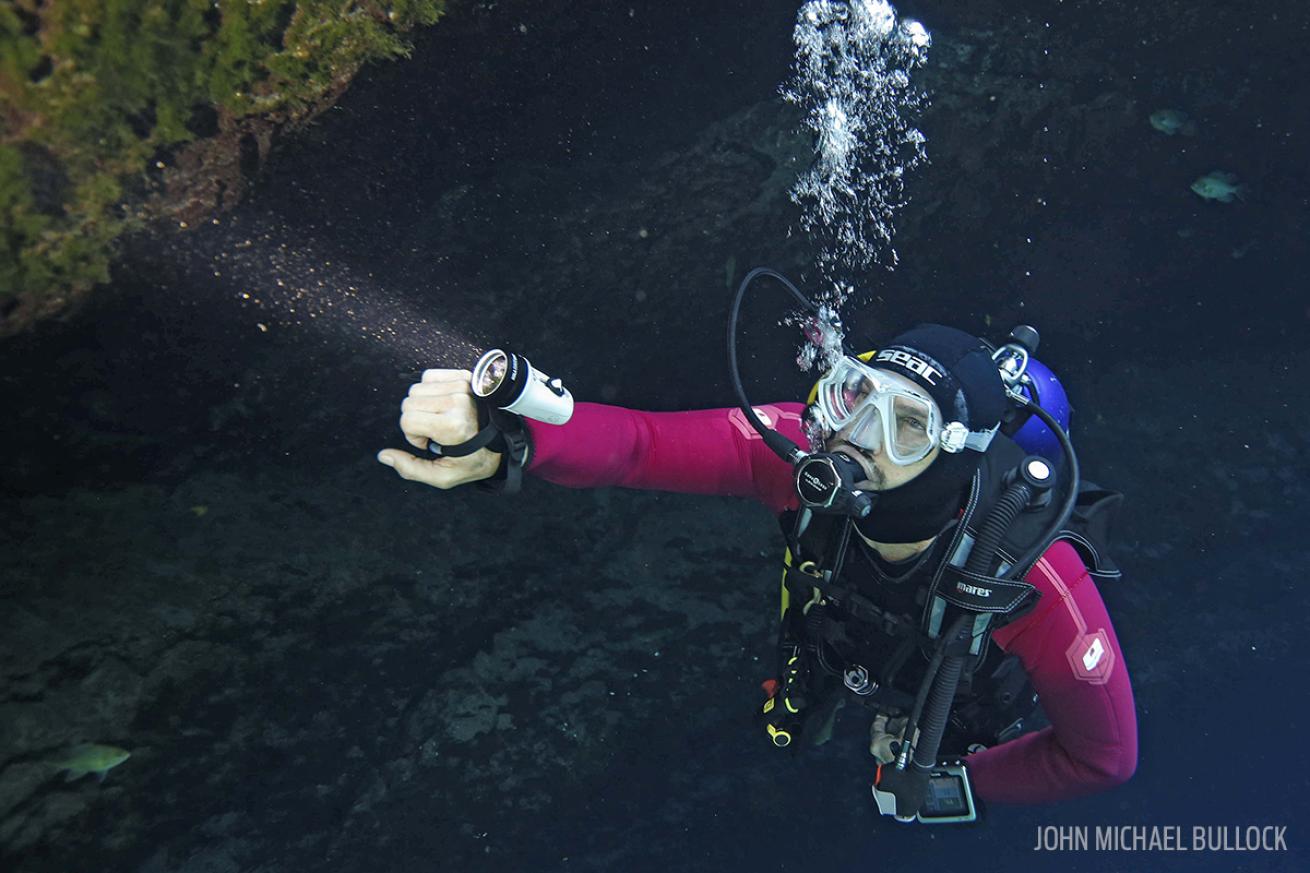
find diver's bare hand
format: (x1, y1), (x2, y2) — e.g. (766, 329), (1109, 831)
(376, 369), (502, 489)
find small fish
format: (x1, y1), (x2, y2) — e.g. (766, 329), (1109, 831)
(1231, 240), (1258, 259)
(1191, 171), (1248, 203)
(189, 505), (208, 517)
(1149, 109), (1198, 137)
(52, 743), (131, 783)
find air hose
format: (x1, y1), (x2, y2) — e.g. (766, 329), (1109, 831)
(906, 477), (1033, 771)
(727, 267), (820, 465)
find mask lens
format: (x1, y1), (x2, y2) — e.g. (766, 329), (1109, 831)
(891, 395), (933, 460)
(847, 405), (884, 452)
(823, 365), (872, 425)
(840, 371), (872, 416)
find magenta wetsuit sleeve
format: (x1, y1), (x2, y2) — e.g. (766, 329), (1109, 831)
(966, 539), (1139, 804)
(523, 401), (807, 513)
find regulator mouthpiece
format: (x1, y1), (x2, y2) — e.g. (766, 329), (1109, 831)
(794, 451), (874, 518)
(472, 349), (574, 426)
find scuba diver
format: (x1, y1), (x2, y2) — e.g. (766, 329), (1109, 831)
(377, 271), (1138, 823)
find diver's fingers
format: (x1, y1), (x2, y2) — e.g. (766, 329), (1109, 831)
(421, 368), (473, 385)
(375, 449), (459, 489)
(398, 408), (475, 439)
(376, 448), (500, 489)
(408, 380), (473, 399)
(398, 409), (438, 451)
(399, 409), (478, 452)
(401, 394), (468, 415)
(411, 370), (474, 399)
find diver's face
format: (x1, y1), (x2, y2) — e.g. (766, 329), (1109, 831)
(816, 363), (941, 490)
(825, 426), (940, 491)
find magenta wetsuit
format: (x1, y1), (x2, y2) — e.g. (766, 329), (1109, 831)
(524, 401), (1138, 804)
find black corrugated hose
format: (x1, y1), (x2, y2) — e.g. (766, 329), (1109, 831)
(908, 477), (1034, 771)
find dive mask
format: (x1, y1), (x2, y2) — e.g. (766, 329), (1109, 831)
(814, 356), (995, 465)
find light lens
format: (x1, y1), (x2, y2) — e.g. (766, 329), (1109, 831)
(473, 350), (508, 398)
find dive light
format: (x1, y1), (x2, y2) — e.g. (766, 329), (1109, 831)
(472, 349), (574, 426)
(424, 349), (571, 464)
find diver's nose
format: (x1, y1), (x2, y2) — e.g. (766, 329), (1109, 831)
(855, 436), (883, 461)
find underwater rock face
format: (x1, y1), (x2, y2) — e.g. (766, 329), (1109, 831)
(0, 0), (446, 338)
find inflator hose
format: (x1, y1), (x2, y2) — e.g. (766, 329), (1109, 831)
(1005, 397), (1079, 575)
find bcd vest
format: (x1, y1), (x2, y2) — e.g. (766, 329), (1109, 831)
(774, 434), (1122, 752)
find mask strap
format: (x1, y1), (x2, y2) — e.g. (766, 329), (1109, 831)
(940, 422), (999, 454)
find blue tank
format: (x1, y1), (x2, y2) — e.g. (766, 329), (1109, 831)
(1010, 356), (1071, 462)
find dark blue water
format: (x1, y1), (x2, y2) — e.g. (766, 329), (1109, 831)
(3, 1), (1308, 870)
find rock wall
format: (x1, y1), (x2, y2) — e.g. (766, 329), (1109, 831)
(0, 0), (446, 337)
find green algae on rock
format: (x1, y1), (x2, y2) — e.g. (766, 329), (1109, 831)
(0, 0), (446, 336)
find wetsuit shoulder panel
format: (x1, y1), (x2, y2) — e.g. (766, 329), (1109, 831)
(966, 539), (1138, 803)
